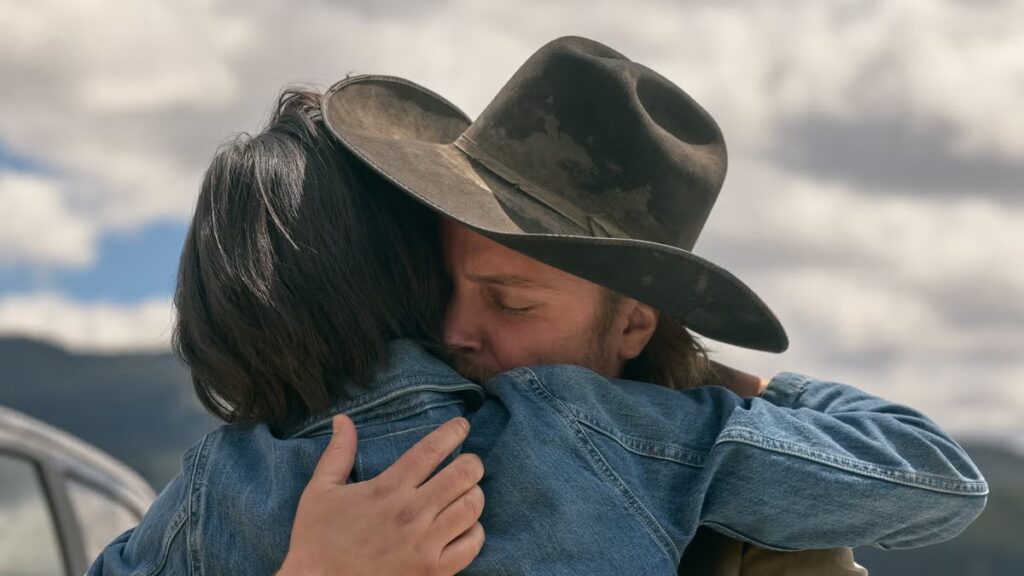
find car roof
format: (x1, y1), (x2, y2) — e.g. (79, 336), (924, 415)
(0, 404), (155, 513)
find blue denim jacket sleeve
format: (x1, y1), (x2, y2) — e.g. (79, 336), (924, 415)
(698, 371), (988, 551)
(524, 366), (987, 555)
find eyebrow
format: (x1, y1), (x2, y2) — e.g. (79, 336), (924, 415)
(465, 273), (554, 289)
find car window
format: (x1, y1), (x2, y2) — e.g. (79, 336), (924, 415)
(0, 452), (66, 576)
(65, 478), (140, 564)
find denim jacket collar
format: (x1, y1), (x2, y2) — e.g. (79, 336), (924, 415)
(283, 339), (484, 439)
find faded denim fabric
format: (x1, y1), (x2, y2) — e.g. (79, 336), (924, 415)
(87, 340), (987, 575)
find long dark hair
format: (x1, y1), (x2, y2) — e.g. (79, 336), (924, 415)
(173, 88), (446, 430)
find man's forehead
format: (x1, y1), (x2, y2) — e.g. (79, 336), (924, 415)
(442, 220), (574, 288)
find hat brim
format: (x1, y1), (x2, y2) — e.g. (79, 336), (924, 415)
(323, 75), (788, 353)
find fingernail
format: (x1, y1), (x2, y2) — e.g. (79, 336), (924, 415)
(333, 414), (348, 432)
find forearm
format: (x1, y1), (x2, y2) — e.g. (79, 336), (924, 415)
(700, 372), (987, 550)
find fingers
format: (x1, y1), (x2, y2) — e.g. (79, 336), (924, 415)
(708, 362), (765, 397)
(430, 484), (484, 550)
(309, 414), (358, 486)
(419, 453), (484, 514)
(378, 417), (470, 489)
(438, 522), (485, 575)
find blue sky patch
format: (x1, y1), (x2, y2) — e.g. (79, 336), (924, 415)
(0, 220), (189, 303)
(0, 139), (58, 176)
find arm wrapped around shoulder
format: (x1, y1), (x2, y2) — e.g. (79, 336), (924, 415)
(699, 372), (988, 551)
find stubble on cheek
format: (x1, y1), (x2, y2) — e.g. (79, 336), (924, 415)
(446, 351), (500, 383)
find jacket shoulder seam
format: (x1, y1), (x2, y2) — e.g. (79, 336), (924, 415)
(135, 449), (198, 576)
(138, 504), (189, 576)
(185, 432), (213, 576)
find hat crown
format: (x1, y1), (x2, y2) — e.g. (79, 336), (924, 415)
(461, 36), (727, 250)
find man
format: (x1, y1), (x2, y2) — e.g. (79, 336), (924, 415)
(278, 36), (985, 574)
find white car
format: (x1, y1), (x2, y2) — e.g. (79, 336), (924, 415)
(0, 404), (155, 575)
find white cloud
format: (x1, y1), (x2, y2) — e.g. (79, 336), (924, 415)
(0, 0), (247, 112)
(713, 333), (1024, 441)
(748, 267), (1023, 362)
(0, 293), (174, 353)
(705, 250), (1024, 441)
(0, 0), (253, 232)
(707, 161), (1024, 291)
(2, 0), (1021, 242)
(696, 160), (1024, 439)
(625, 0), (1024, 159)
(0, 172), (98, 267)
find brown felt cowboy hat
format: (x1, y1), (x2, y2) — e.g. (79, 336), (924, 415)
(322, 35), (788, 353)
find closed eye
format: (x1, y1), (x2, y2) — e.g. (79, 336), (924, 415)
(485, 290), (538, 315)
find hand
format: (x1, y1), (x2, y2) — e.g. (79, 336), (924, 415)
(276, 415), (486, 576)
(709, 361), (770, 398)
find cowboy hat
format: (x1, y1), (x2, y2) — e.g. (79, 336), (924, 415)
(322, 35), (787, 352)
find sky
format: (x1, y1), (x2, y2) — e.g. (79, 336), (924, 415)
(1, 0), (1022, 444)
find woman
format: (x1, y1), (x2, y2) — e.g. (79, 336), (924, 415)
(89, 89), (488, 575)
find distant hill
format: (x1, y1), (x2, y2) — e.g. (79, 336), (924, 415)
(0, 336), (1020, 574)
(0, 336), (217, 488)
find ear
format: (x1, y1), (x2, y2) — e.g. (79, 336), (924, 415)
(617, 299), (659, 361)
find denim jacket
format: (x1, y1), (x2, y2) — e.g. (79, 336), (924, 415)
(88, 340), (987, 575)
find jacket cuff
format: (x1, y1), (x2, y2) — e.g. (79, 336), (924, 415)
(759, 372), (811, 408)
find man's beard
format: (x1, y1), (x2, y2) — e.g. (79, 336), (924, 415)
(446, 352), (500, 383)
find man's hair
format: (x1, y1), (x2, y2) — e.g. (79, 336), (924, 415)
(173, 88), (447, 431)
(626, 315), (718, 390)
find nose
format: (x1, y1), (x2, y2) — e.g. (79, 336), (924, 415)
(443, 289), (482, 353)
